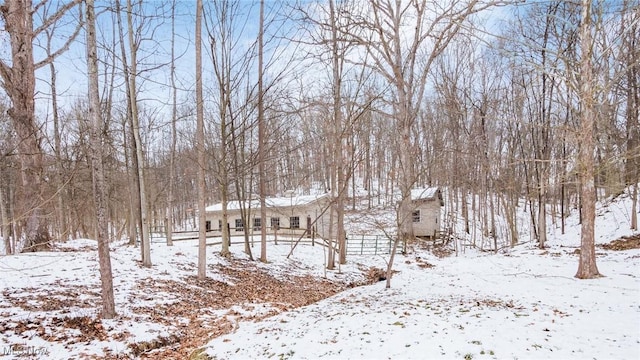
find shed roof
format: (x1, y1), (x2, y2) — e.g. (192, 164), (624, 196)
(410, 187), (440, 201)
(410, 187), (444, 206)
(205, 193), (329, 213)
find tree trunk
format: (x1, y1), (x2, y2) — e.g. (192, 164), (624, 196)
(538, 181), (547, 249)
(0, 0), (50, 252)
(623, 1), (639, 230)
(1, 182), (12, 254)
(258, 0), (267, 263)
(327, 201), (335, 270)
(115, 0), (139, 248)
(631, 183), (638, 231)
(86, 0), (117, 318)
(167, 0), (178, 247)
(46, 27), (68, 243)
(398, 116), (416, 248)
(575, 0), (601, 279)
(195, 0), (207, 279)
(126, 0), (151, 267)
(328, 0), (347, 265)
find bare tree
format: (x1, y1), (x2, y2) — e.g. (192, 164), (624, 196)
(575, 0), (600, 279)
(344, 0), (494, 286)
(621, 0), (639, 230)
(258, 0), (267, 262)
(125, 0), (151, 267)
(40, 2), (70, 242)
(0, 101), (16, 254)
(85, 0), (117, 318)
(196, 0), (207, 279)
(295, 0), (373, 268)
(166, 0), (179, 247)
(204, 0), (255, 258)
(0, 0), (82, 251)
(328, 0), (346, 268)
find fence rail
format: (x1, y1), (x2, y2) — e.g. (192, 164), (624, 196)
(151, 231), (321, 248)
(152, 231), (396, 256)
(345, 235), (399, 255)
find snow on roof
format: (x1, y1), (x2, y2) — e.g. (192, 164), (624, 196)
(410, 187), (440, 201)
(205, 193), (329, 213)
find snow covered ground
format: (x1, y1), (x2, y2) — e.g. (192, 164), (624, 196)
(202, 189), (640, 360)
(203, 245), (639, 360)
(0, 189), (638, 359)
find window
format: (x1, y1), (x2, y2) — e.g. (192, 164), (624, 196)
(412, 210), (420, 223)
(205, 221), (212, 231)
(235, 219), (244, 232)
(218, 220), (222, 230)
(290, 216), (300, 229)
(253, 217), (262, 231)
(270, 217), (280, 230)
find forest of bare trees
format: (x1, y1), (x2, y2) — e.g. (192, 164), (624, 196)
(0, 0), (638, 284)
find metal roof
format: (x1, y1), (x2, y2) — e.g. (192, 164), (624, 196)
(205, 193), (329, 213)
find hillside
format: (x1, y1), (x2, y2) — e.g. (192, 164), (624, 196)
(0, 190), (638, 359)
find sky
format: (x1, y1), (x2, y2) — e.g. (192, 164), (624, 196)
(23, 0), (301, 121)
(7, 0), (522, 129)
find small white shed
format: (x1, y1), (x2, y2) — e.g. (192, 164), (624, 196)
(410, 187), (444, 239)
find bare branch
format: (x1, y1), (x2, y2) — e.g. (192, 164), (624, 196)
(35, 10), (84, 70)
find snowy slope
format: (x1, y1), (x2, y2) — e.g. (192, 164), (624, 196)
(202, 190), (640, 360)
(203, 246), (639, 360)
(0, 189), (638, 359)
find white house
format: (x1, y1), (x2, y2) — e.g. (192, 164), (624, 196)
(205, 193), (332, 239)
(410, 187), (444, 239)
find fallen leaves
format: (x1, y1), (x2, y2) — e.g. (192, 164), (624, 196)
(51, 316), (108, 342)
(128, 258), (345, 359)
(2, 285), (99, 312)
(601, 234), (640, 251)
(0, 250), (361, 359)
(128, 334), (181, 357)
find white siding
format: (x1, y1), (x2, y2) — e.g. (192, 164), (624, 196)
(206, 197), (333, 239)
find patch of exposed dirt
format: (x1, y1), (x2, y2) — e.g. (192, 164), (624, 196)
(431, 245), (454, 258)
(412, 238), (454, 258)
(364, 267), (388, 282)
(601, 234), (640, 251)
(414, 256), (435, 268)
(1, 257), (351, 360)
(129, 259), (345, 359)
